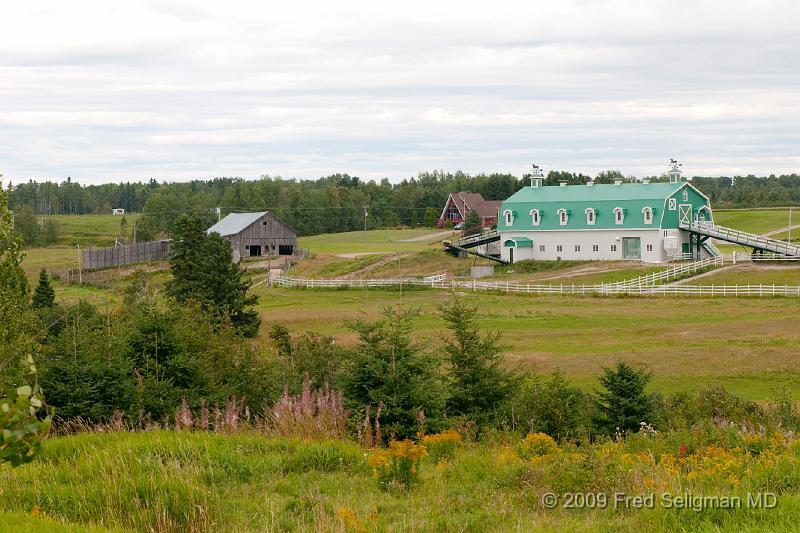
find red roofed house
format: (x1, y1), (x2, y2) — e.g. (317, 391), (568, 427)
(437, 192), (502, 228)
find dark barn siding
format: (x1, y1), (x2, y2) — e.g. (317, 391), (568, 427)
(225, 212), (297, 257)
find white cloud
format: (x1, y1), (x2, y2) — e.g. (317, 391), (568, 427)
(1, 0), (798, 183)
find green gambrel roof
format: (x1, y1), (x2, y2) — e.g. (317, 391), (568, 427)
(499, 181), (711, 231)
(505, 182), (684, 203)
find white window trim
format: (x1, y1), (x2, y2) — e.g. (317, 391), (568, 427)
(557, 208), (568, 226)
(668, 198), (677, 211)
(613, 207), (625, 225)
(530, 208), (540, 226)
(642, 206), (653, 225)
(503, 209), (513, 226)
(585, 207), (596, 225)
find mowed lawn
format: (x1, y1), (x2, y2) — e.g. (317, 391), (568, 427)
(298, 228), (452, 254)
(714, 208), (795, 234)
(253, 286), (800, 400)
(684, 264), (800, 286)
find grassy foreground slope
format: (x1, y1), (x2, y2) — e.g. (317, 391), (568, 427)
(2, 431), (800, 532)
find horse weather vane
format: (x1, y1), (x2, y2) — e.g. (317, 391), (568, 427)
(530, 163), (544, 177)
(669, 158), (682, 172)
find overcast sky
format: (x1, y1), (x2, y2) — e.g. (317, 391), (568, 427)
(1, 0), (798, 184)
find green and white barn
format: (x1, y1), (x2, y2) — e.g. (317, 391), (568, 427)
(498, 172), (713, 263)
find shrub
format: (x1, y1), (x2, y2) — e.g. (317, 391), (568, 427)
(513, 370), (590, 440)
(368, 439), (428, 490)
(518, 432), (558, 460)
(421, 430), (461, 461)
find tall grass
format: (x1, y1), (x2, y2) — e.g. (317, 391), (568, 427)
(3, 427), (800, 532)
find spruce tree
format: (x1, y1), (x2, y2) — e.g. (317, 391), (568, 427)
(167, 215), (260, 337)
(32, 269), (55, 309)
(437, 297), (521, 421)
(340, 308), (447, 439)
(462, 210), (482, 236)
(594, 361), (655, 436)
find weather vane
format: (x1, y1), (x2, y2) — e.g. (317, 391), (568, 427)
(669, 158), (682, 172)
(530, 163), (543, 177)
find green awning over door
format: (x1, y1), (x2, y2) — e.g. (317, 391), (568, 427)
(503, 237), (533, 248)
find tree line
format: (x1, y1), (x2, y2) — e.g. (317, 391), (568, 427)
(8, 171), (800, 240)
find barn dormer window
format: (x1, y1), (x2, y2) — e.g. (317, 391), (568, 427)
(613, 207), (625, 225)
(504, 210), (513, 226)
(530, 209), (540, 226)
(557, 208), (568, 226)
(585, 208), (596, 225)
(642, 207), (653, 224)
(682, 189), (689, 202)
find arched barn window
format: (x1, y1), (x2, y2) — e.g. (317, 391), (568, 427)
(585, 208), (596, 225)
(614, 207), (625, 224)
(530, 209), (540, 226)
(504, 210), (513, 226)
(642, 207), (653, 224)
(557, 208), (568, 226)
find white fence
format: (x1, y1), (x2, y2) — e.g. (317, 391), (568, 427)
(607, 256), (723, 290)
(269, 275), (800, 297)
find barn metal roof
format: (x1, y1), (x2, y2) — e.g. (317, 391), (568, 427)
(207, 212), (267, 236)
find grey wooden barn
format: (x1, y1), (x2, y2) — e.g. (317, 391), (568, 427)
(207, 211), (297, 261)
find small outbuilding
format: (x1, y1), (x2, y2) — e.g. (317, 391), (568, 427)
(207, 211), (297, 261)
(112, 208), (125, 215)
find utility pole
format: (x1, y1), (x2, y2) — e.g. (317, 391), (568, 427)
(363, 207), (368, 242)
(77, 244), (83, 284)
(789, 206), (793, 243)
(132, 217), (137, 244)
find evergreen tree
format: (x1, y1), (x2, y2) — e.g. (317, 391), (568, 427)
(423, 207), (438, 227)
(594, 361), (655, 436)
(32, 269), (55, 309)
(166, 215), (207, 303)
(340, 308), (447, 439)
(437, 297), (521, 421)
(462, 210), (482, 236)
(202, 233), (261, 337)
(119, 215), (129, 242)
(167, 215), (260, 337)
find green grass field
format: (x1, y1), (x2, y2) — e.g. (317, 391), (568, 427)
(714, 208), (795, 235)
(44, 214), (140, 247)
(252, 286), (800, 400)
(685, 265), (800, 286)
(298, 228), (451, 254)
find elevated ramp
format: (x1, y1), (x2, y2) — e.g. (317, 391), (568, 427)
(682, 221), (800, 257)
(443, 230), (507, 263)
